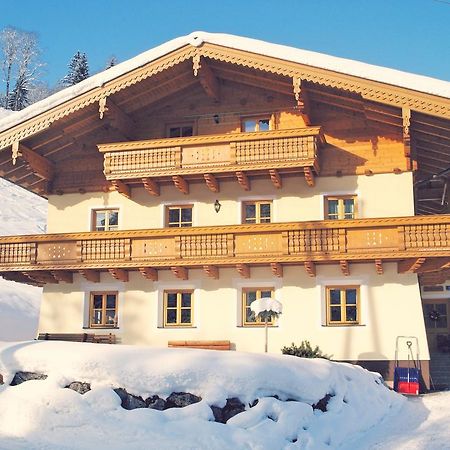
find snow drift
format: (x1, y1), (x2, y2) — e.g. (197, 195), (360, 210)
(0, 341), (404, 449)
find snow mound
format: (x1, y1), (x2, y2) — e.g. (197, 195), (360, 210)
(0, 178), (47, 341)
(0, 342), (404, 449)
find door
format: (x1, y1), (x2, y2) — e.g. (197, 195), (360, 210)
(423, 299), (449, 352)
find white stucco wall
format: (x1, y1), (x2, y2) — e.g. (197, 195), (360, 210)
(39, 262), (429, 361)
(46, 172), (415, 233)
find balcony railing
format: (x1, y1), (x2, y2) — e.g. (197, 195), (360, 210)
(0, 216), (448, 279)
(98, 127), (322, 181)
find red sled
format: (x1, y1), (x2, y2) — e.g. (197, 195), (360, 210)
(397, 380), (419, 395)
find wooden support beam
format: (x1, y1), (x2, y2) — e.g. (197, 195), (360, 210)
(14, 143), (55, 180)
(292, 77), (311, 125)
(23, 271), (58, 284)
(397, 257), (426, 273)
(171, 266), (188, 280)
(203, 265), (219, 279)
(139, 267), (158, 281)
(142, 177), (160, 196)
(270, 263), (283, 278)
(340, 260), (350, 276)
(402, 107), (412, 169)
(51, 271), (73, 283)
(415, 258), (450, 274)
(79, 270), (100, 283)
(304, 261), (316, 277)
(236, 263), (250, 279)
(236, 171), (250, 191)
(204, 173), (219, 193)
(304, 167), (315, 187)
(172, 175), (189, 194)
(269, 169), (282, 189)
(375, 259), (384, 275)
(193, 55), (220, 102)
(108, 268), (128, 282)
(99, 97), (134, 138)
(111, 180), (131, 199)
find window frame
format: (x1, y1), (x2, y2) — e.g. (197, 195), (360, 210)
(163, 290), (194, 327)
(324, 195), (357, 220)
(241, 115), (273, 133)
(91, 208), (119, 232)
(166, 122), (195, 138)
(326, 286), (360, 326)
(242, 200), (272, 224)
(89, 291), (118, 329)
(242, 287), (275, 326)
(165, 204), (194, 228)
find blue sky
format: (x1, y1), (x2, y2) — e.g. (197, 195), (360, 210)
(1, 0), (449, 86)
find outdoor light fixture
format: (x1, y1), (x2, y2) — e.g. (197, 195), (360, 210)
(213, 114), (220, 124)
(214, 199), (221, 213)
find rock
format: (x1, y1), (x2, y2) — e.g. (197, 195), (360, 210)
(312, 393), (333, 412)
(10, 371), (47, 386)
(145, 395), (166, 411)
(211, 397), (246, 423)
(114, 388), (146, 410)
(66, 381), (91, 395)
(165, 392), (202, 409)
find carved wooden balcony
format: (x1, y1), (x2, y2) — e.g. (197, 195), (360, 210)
(0, 215), (449, 285)
(98, 127), (323, 195)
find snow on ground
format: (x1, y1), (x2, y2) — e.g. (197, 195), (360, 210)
(0, 179), (47, 341)
(0, 341), (403, 450)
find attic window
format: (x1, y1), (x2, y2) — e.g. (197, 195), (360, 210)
(168, 125), (194, 138)
(242, 116), (271, 132)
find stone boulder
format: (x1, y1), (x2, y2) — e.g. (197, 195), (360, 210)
(211, 397), (246, 423)
(145, 395), (166, 411)
(165, 392), (201, 409)
(312, 393), (333, 412)
(114, 388), (146, 410)
(10, 371), (47, 386)
(66, 381), (91, 395)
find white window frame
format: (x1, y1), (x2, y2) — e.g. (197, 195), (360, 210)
(88, 205), (122, 232)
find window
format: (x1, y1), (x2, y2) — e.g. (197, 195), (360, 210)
(424, 303), (448, 329)
(168, 124), (194, 138)
(164, 290), (193, 327)
(92, 209), (119, 231)
(325, 196), (357, 220)
(242, 288), (274, 325)
(242, 116), (271, 132)
(166, 205), (193, 227)
(89, 292), (118, 328)
(326, 286), (359, 325)
(242, 201), (272, 224)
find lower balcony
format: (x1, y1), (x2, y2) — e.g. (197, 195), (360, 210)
(0, 215), (449, 285)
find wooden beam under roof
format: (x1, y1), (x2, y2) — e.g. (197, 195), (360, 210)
(111, 180), (131, 199)
(193, 56), (220, 102)
(203, 265), (219, 279)
(139, 267), (158, 281)
(171, 266), (188, 280)
(398, 257), (426, 273)
(236, 171), (250, 191)
(204, 173), (219, 193)
(236, 264), (250, 279)
(415, 258), (450, 273)
(375, 259), (384, 275)
(292, 77), (311, 125)
(340, 260), (350, 276)
(12, 143), (55, 181)
(79, 270), (100, 282)
(99, 97), (135, 139)
(142, 177), (160, 196)
(270, 263), (283, 278)
(172, 175), (189, 194)
(304, 261), (316, 277)
(108, 268), (129, 282)
(269, 169), (282, 189)
(51, 271), (73, 283)
(304, 167), (315, 187)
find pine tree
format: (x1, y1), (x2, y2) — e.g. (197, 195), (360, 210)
(7, 72), (29, 111)
(62, 51), (89, 86)
(105, 56), (118, 69)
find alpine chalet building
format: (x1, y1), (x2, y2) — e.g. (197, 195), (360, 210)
(0, 33), (449, 388)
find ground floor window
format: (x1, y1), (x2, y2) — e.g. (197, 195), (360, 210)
(242, 288), (274, 325)
(326, 286), (359, 325)
(90, 292), (118, 328)
(164, 290), (193, 327)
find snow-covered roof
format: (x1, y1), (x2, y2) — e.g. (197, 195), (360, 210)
(0, 31), (449, 134)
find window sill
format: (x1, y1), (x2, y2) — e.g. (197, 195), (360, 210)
(322, 324), (365, 327)
(157, 326), (197, 329)
(83, 326), (120, 330)
(237, 325), (279, 328)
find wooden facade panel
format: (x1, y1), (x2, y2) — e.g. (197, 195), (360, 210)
(132, 237), (177, 260)
(346, 228), (400, 252)
(182, 144), (231, 167)
(235, 232), (283, 257)
(37, 242), (78, 264)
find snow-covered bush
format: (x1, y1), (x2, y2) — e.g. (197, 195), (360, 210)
(281, 341), (331, 360)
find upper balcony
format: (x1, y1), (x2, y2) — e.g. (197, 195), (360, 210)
(0, 215), (448, 286)
(98, 127), (322, 197)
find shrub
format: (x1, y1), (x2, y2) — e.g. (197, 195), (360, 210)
(281, 341), (331, 360)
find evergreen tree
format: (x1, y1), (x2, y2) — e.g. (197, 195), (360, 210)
(8, 72), (29, 111)
(105, 56), (118, 69)
(62, 51), (89, 86)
